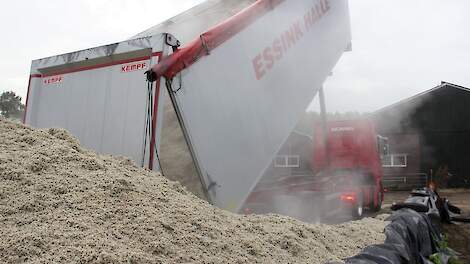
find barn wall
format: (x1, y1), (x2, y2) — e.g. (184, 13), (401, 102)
(374, 84), (470, 187)
(381, 133), (421, 175)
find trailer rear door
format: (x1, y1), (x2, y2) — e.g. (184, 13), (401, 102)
(25, 35), (170, 169)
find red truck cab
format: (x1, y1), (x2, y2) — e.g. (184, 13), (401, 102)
(313, 119), (388, 217)
(242, 119), (388, 221)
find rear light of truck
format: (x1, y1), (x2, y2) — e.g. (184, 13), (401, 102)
(340, 192), (357, 203)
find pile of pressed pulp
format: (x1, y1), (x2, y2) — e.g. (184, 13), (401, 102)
(0, 119), (386, 263)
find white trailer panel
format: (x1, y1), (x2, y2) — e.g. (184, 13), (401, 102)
(152, 0), (351, 211)
(25, 35), (171, 169)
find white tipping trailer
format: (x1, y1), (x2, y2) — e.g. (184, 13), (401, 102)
(24, 34), (177, 171)
(25, 0), (351, 212)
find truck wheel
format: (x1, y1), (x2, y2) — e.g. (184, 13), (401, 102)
(372, 191), (383, 212)
(352, 194), (364, 219)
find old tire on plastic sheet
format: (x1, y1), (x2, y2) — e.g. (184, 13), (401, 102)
(343, 209), (456, 264)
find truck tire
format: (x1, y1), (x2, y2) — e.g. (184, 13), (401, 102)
(352, 193), (364, 219)
(372, 190), (383, 212)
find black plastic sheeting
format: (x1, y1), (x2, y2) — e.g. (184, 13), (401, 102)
(342, 209), (441, 264)
(338, 188), (462, 264)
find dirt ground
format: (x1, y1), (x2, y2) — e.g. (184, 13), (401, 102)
(382, 189), (470, 262)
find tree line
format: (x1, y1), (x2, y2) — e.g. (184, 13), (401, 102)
(0, 91), (25, 120)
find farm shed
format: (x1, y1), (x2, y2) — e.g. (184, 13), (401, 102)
(373, 81), (470, 188)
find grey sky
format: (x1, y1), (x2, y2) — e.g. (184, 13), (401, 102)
(1, 0), (469, 113)
(0, 0), (203, 103)
(319, 0), (470, 113)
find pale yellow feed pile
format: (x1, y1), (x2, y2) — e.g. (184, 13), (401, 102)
(0, 119), (386, 263)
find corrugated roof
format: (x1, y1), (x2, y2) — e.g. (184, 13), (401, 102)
(373, 81), (470, 114)
(133, 0), (256, 45)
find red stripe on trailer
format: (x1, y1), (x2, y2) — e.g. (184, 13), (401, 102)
(23, 74), (42, 124)
(42, 52), (162, 77)
(150, 52), (162, 58)
(24, 53), (162, 125)
(148, 77), (162, 170)
(151, 0), (285, 79)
